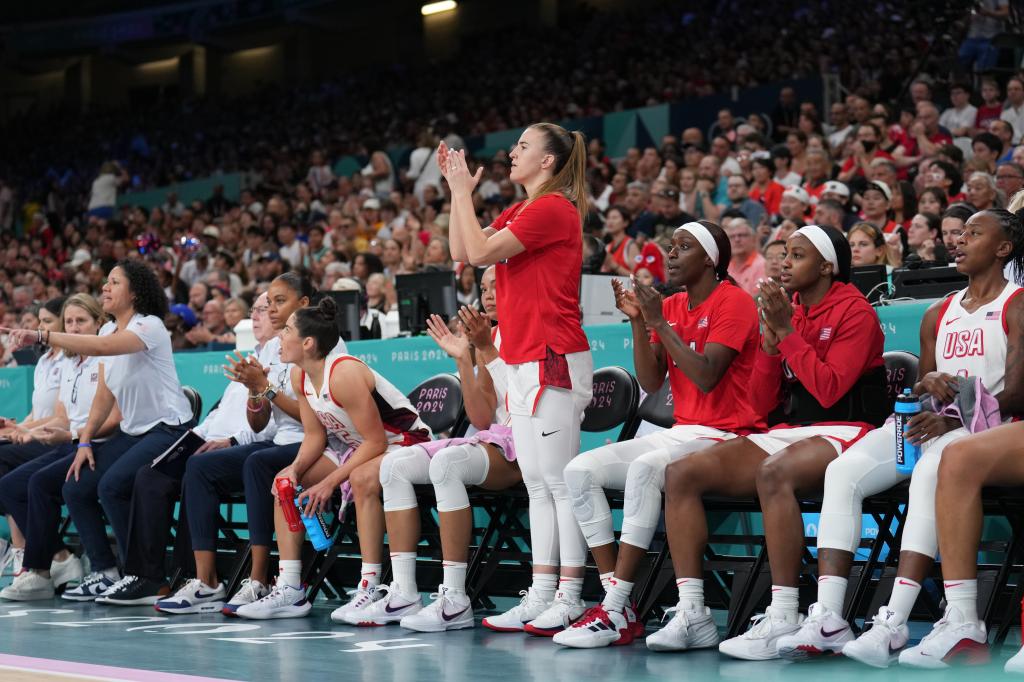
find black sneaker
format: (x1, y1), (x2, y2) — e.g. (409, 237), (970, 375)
(95, 575), (169, 606)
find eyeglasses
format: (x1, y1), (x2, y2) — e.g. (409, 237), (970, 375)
(996, 174), (1024, 181)
(252, 305), (269, 315)
(71, 366), (84, 404)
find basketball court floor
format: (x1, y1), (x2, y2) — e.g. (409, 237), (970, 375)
(0, 593), (1018, 682)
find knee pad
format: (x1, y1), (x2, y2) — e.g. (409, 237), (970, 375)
(380, 448), (427, 512)
(429, 445), (487, 513)
(622, 451), (669, 519)
(563, 464), (598, 524)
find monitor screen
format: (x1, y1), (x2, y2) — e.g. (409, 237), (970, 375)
(323, 290), (362, 342)
(396, 271), (458, 335)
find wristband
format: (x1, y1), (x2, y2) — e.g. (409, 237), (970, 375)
(77, 441), (92, 449)
(246, 401), (265, 413)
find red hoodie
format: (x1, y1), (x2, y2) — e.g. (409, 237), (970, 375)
(751, 281), (885, 427)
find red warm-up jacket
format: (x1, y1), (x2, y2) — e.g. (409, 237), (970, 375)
(751, 281), (888, 428)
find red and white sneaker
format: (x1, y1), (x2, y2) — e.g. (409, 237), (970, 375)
(775, 602), (854, 660)
(627, 603), (645, 638)
(523, 590), (586, 636)
(898, 606), (989, 669)
(552, 604), (637, 648)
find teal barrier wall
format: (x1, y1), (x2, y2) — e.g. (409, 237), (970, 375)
(0, 300), (930, 434)
(117, 173), (243, 210)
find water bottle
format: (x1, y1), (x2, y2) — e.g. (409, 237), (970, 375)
(295, 486), (334, 551)
(274, 478), (303, 533)
(894, 388), (922, 475)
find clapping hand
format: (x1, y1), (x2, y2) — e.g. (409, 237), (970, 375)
(444, 149), (483, 197)
(612, 279), (641, 320)
(756, 278), (794, 337)
(633, 277), (665, 327)
(426, 314), (470, 360)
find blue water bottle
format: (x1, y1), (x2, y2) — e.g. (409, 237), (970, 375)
(894, 388), (922, 475)
(294, 486), (334, 551)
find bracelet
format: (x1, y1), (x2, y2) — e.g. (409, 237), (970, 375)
(77, 441), (92, 449)
(246, 401), (265, 413)
(37, 329), (43, 344)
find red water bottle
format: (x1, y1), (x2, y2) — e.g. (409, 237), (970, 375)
(275, 477), (303, 533)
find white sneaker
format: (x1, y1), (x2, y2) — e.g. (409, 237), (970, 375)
(841, 606), (910, 668)
(0, 571), (55, 601)
(898, 606), (989, 669)
(718, 606), (803, 660)
(646, 604), (720, 652)
(235, 583), (311, 620)
(338, 582), (422, 626)
(481, 588), (550, 632)
(222, 579), (270, 617)
(1005, 644), (1024, 674)
(49, 554), (84, 590)
(330, 583), (382, 624)
(401, 585), (474, 632)
(553, 604), (635, 648)
(155, 579), (228, 614)
(61, 571), (117, 601)
(776, 602), (854, 660)
(523, 590), (586, 636)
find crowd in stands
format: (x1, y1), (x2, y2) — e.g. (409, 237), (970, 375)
(0, 0), (1020, 363)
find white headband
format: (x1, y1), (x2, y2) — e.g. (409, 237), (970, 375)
(679, 222), (719, 266)
(795, 225), (840, 274)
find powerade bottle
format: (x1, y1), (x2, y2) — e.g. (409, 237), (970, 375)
(894, 388), (922, 475)
(294, 485), (334, 551)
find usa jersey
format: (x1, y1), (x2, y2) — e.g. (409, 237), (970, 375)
(935, 282), (1023, 394)
(302, 352), (431, 448)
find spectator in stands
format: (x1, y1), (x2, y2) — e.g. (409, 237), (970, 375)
(996, 162), (1024, 202)
(802, 149), (831, 207)
(926, 159), (964, 204)
(778, 186), (810, 226)
(651, 188), (692, 238)
(827, 103), (853, 156)
(772, 86), (799, 141)
(814, 199), (847, 233)
(966, 172), (999, 211)
(990, 120), (1016, 163)
(725, 217), (766, 296)
(861, 181), (898, 234)
(749, 157), (784, 217)
(762, 239), (786, 280)
(839, 123), (890, 184)
(848, 223), (892, 269)
(770, 145), (801, 187)
(905, 212), (948, 265)
(893, 102), (953, 170)
(86, 162), (127, 221)
(603, 206), (639, 277)
(422, 237), (453, 272)
(624, 181), (657, 238)
(223, 298), (248, 333)
(179, 247), (211, 288)
(786, 132), (809, 178)
(941, 203), (976, 255)
(1001, 76), (1024, 145)
(679, 168), (717, 221)
(185, 300), (231, 347)
(187, 282), (209, 316)
(277, 223), (307, 268)
(722, 176), (766, 228)
(940, 83), (977, 140)
(917, 187), (949, 217)
(959, 0), (1010, 73)
(975, 78), (1004, 134)
(305, 150), (335, 199)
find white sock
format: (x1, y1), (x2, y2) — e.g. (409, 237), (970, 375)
(101, 567), (120, 581)
(817, 575), (848, 615)
(278, 559), (302, 589)
(677, 577), (704, 611)
(532, 573), (558, 601)
(558, 576), (584, 601)
(887, 577), (921, 624)
(359, 562), (382, 590)
(599, 571), (614, 593)
(442, 561), (468, 593)
(601, 576), (634, 612)
(770, 585), (800, 620)
(944, 579), (979, 623)
(390, 552), (418, 597)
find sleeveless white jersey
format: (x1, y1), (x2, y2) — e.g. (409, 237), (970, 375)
(935, 282), (1023, 395)
(302, 352), (432, 449)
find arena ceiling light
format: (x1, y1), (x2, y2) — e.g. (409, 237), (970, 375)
(421, 1), (457, 16)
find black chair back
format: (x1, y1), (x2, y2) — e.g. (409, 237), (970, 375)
(407, 373), (464, 436)
(183, 386), (203, 424)
(882, 351), (919, 403)
(636, 378), (675, 429)
(582, 366), (640, 436)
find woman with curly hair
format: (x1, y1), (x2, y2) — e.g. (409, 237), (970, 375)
(2, 260), (195, 604)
